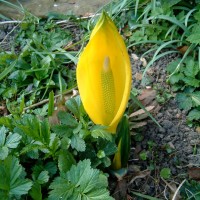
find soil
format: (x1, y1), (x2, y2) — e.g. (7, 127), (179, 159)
(1, 20), (200, 200)
(128, 50), (199, 199)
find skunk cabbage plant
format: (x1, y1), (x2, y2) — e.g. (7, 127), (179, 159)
(76, 12), (131, 133)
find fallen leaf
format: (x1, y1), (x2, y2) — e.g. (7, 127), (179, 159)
(130, 121), (147, 129)
(128, 169), (150, 185)
(188, 167), (200, 180)
(138, 88), (157, 106)
(177, 45), (189, 54)
(129, 106), (154, 118)
(134, 72), (143, 81)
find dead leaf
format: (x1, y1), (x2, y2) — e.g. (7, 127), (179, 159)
(129, 106), (154, 118)
(128, 169), (150, 185)
(188, 167), (200, 180)
(134, 72), (143, 81)
(138, 88), (157, 106)
(177, 45), (189, 54)
(130, 121), (147, 129)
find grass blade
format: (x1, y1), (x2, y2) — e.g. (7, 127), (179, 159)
(0, 60), (17, 81)
(132, 191), (162, 200)
(148, 15), (187, 31)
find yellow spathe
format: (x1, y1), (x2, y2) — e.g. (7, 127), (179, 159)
(76, 12), (131, 133)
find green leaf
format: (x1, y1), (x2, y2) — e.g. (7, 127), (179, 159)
(58, 111), (78, 127)
(0, 126), (7, 146)
(52, 124), (73, 137)
(167, 59), (181, 74)
(176, 93), (193, 110)
(188, 109), (200, 121)
(0, 60), (17, 81)
(58, 150), (76, 174)
(0, 127), (21, 160)
(0, 117), (13, 129)
(40, 119), (51, 145)
(6, 133), (22, 148)
(191, 92), (200, 107)
(37, 171), (49, 184)
(160, 168), (171, 179)
(139, 151), (148, 161)
(91, 126), (112, 141)
(0, 146), (8, 160)
(187, 24), (200, 44)
(48, 91), (54, 116)
(66, 96), (81, 119)
(44, 162), (57, 176)
(132, 191), (162, 200)
(183, 77), (199, 87)
(168, 72), (184, 84)
(184, 58), (199, 77)
(29, 182), (42, 200)
(49, 159), (113, 200)
(71, 135), (86, 152)
(0, 156), (32, 198)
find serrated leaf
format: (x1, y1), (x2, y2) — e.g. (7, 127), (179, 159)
(0, 117), (13, 129)
(187, 24), (200, 44)
(10, 179), (33, 196)
(0, 126), (7, 146)
(188, 109), (200, 121)
(6, 133), (22, 148)
(20, 143), (47, 155)
(168, 72), (184, 84)
(58, 150), (76, 174)
(66, 96), (81, 119)
(45, 162), (57, 176)
(49, 159), (113, 200)
(0, 146), (8, 160)
(176, 93), (193, 111)
(37, 171), (49, 184)
(194, 10), (200, 22)
(40, 119), (51, 145)
(91, 126), (112, 141)
(29, 182), (42, 200)
(49, 133), (60, 153)
(191, 92), (200, 107)
(183, 77), (199, 87)
(184, 59), (199, 77)
(0, 156), (32, 198)
(167, 59), (181, 74)
(58, 111), (78, 127)
(52, 124), (73, 137)
(71, 135), (86, 152)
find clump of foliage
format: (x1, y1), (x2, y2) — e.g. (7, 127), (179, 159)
(167, 56), (200, 124)
(0, 13), (81, 112)
(0, 96), (116, 199)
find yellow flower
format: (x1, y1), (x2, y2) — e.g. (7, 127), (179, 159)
(76, 12), (131, 133)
